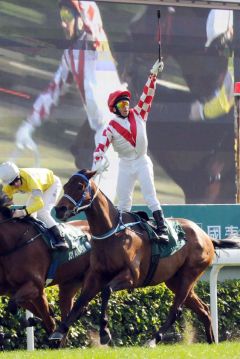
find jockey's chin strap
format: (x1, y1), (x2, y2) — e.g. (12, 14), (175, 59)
(63, 172), (101, 215)
(91, 211), (141, 240)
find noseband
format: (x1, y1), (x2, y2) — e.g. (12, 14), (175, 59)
(63, 173), (95, 215)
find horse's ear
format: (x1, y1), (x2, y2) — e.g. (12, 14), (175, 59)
(85, 170), (97, 179)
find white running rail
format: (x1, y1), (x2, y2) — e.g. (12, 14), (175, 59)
(210, 249), (240, 343)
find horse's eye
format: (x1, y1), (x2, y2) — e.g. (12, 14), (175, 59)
(78, 183), (84, 191)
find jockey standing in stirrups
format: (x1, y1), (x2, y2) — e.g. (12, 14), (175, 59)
(0, 161), (69, 251)
(14, 0), (126, 203)
(93, 59), (169, 244)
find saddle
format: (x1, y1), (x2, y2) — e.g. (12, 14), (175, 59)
(132, 211), (186, 286)
(24, 217), (91, 286)
(133, 211), (181, 245)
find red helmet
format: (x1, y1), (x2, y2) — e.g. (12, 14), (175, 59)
(108, 90), (131, 113)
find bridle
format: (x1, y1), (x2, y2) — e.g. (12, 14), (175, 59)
(63, 172), (99, 215)
(63, 173), (142, 240)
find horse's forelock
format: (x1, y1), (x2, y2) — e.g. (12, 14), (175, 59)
(74, 169), (96, 182)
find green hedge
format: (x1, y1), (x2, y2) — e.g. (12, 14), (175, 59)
(1, 280), (240, 349)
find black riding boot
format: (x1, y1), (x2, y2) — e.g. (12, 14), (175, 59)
(49, 225), (69, 251)
(152, 210), (169, 244)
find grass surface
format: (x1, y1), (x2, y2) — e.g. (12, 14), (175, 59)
(2, 343), (240, 359)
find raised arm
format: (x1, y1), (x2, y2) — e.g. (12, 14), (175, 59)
(133, 59), (164, 122)
(93, 123), (113, 170)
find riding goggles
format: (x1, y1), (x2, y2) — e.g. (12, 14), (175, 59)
(60, 7), (75, 24)
(9, 177), (20, 186)
(116, 100), (130, 110)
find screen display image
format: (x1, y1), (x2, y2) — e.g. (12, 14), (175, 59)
(0, 1), (237, 204)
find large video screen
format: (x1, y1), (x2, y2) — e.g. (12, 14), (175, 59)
(0, 1), (237, 204)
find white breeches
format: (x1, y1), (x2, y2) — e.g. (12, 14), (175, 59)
(116, 154), (161, 212)
(28, 176), (62, 228)
(93, 128), (119, 203)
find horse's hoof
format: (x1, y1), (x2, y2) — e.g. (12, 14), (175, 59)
(145, 338), (156, 348)
(8, 299), (18, 315)
(156, 332), (163, 343)
(100, 329), (112, 345)
(49, 331), (64, 341)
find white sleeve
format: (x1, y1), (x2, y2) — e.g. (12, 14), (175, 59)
(27, 51), (72, 127)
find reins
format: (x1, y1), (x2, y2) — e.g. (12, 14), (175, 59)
(0, 233), (42, 257)
(63, 172), (101, 214)
(64, 173), (142, 240)
(0, 216), (42, 257)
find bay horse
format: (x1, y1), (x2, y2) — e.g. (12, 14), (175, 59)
(0, 197), (111, 347)
(50, 169), (240, 346)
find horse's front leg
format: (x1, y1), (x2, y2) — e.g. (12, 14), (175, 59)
(49, 270), (103, 342)
(99, 267), (137, 345)
(100, 287), (113, 345)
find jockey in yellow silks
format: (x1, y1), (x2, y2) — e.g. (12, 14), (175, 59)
(189, 9), (234, 121)
(0, 162), (68, 251)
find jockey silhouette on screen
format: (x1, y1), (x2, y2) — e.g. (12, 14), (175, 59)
(14, 0), (127, 203)
(189, 9), (234, 121)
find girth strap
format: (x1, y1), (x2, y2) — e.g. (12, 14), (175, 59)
(91, 220), (141, 240)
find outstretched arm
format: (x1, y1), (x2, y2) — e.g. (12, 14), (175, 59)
(15, 52), (72, 151)
(133, 59), (164, 122)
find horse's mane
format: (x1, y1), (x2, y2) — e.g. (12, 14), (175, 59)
(0, 195), (13, 219)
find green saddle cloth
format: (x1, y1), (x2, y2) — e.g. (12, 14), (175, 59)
(137, 215), (186, 258)
(45, 223), (91, 286)
(152, 219), (186, 258)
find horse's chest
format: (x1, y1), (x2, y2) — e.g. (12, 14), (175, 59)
(91, 251), (121, 274)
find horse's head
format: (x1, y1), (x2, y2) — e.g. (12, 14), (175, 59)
(55, 169), (97, 221)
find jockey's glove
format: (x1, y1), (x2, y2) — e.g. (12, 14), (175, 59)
(12, 209), (27, 218)
(189, 100), (204, 121)
(92, 159), (109, 174)
(15, 121), (37, 151)
(150, 59), (164, 76)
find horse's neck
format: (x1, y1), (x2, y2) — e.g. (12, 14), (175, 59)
(86, 190), (118, 235)
(0, 220), (30, 250)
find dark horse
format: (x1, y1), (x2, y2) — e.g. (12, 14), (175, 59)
(0, 197), (110, 347)
(51, 169), (240, 345)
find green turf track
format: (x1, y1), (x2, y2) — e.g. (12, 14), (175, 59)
(2, 343), (240, 359)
